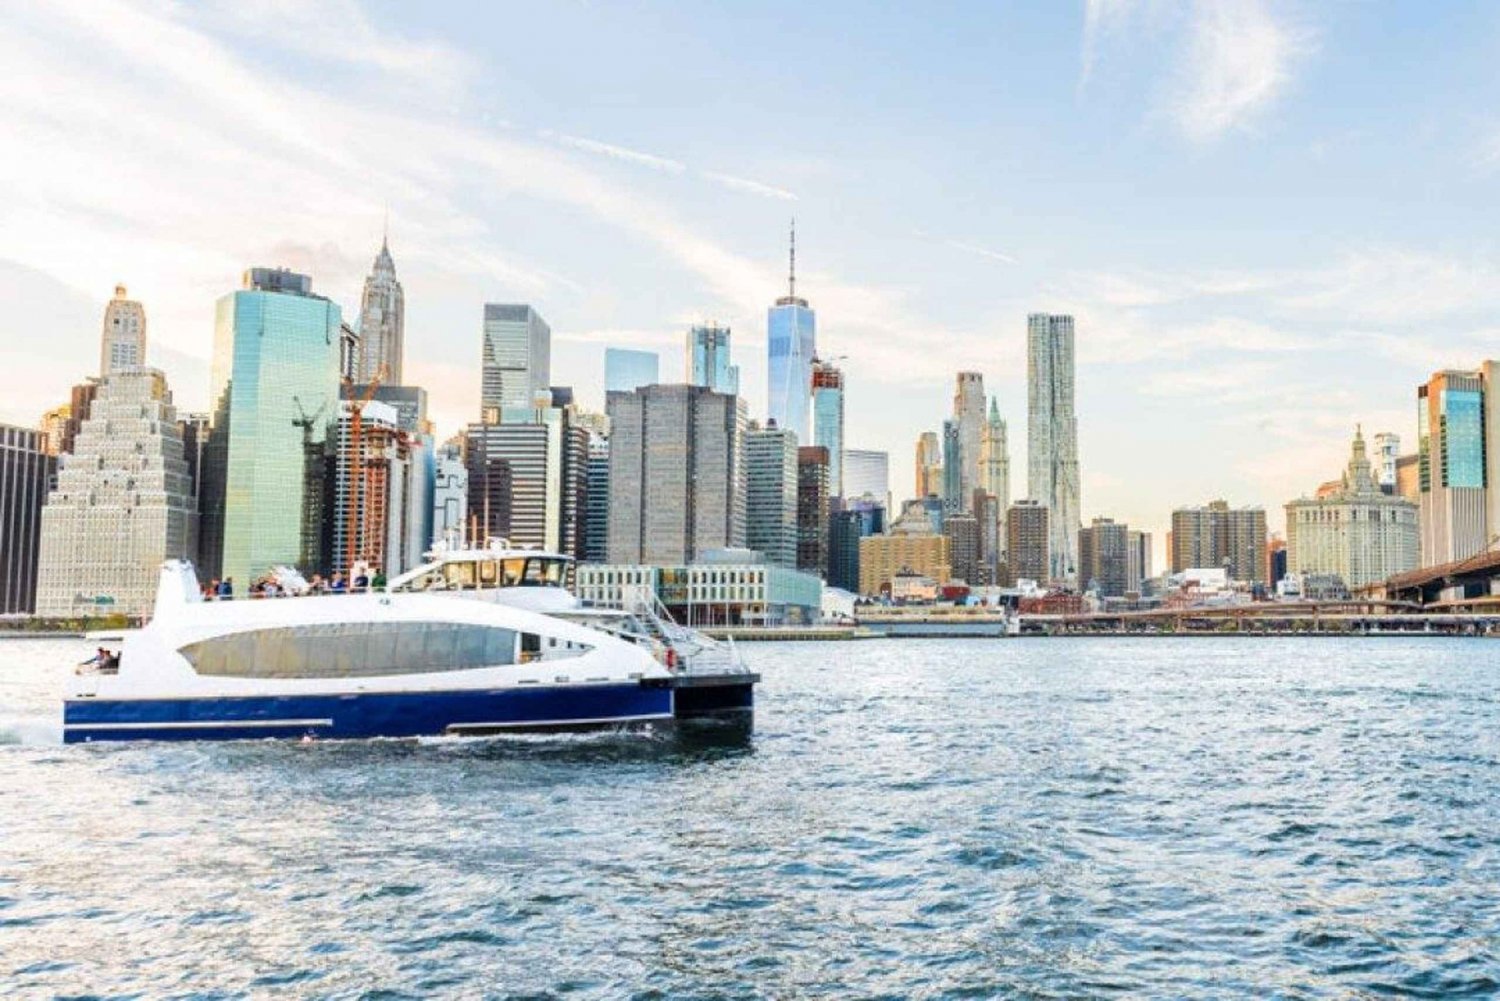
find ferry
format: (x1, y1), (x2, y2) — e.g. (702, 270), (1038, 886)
(63, 548), (757, 744)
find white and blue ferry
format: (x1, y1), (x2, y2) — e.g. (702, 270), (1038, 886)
(64, 548), (756, 744)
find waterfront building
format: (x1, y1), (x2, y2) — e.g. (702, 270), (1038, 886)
(200, 267), (341, 585)
(858, 530), (951, 597)
(688, 323), (740, 395)
(481, 304), (551, 416)
(953, 372), (985, 510)
(767, 223), (815, 446)
(582, 431), (610, 562)
(745, 421), (798, 568)
(1127, 529), (1153, 593)
(1078, 517), (1129, 597)
(36, 370), (194, 617)
(1169, 500), (1267, 584)
(100, 284), (146, 375)
(828, 499), (885, 593)
(1006, 500), (1049, 585)
(606, 384), (745, 564)
(431, 442), (468, 548)
(1417, 367), (1493, 567)
(1373, 432), (1400, 494)
(843, 449), (890, 513)
(915, 431), (943, 498)
(811, 357), (845, 497)
(604, 348), (659, 394)
(575, 550), (822, 626)
(1027, 313), (1080, 582)
(0, 424), (53, 614)
(1286, 428), (1418, 588)
(797, 446), (830, 576)
(944, 513), (981, 585)
(941, 420), (963, 512)
(463, 406), (589, 558)
(355, 235), (404, 384)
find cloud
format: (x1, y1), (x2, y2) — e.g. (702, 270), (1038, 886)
(541, 132), (688, 174)
(700, 171), (798, 202)
(1170, 0), (1314, 142)
(1078, 0), (1137, 92)
(945, 240), (1017, 266)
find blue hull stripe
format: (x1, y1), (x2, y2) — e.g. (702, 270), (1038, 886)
(64, 684), (672, 743)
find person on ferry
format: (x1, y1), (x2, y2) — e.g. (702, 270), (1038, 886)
(371, 568), (386, 591)
(307, 574), (327, 595)
(217, 578), (234, 600)
(353, 570), (370, 593)
(330, 573), (347, 595)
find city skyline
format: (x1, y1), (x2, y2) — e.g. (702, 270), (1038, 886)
(6, 2), (1500, 560)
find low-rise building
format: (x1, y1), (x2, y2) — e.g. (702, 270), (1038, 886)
(575, 549), (822, 626)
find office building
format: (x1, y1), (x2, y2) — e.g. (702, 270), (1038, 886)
(1286, 428), (1419, 588)
(200, 267), (341, 586)
(1078, 517), (1129, 597)
(348, 384), (427, 436)
(582, 431), (610, 563)
(604, 348), (659, 394)
(1170, 500), (1267, 584)
(941, 419), (962, 512)
(1372, 432), (1400, 494)
(36, 369), (196, 617)
(688, 323), (740, 395)
(1006, 500), (1049, 585)
(464, 407), (589, 558)
(177, 412), (210, 513)
(355, 235), (405, 383)
(0, 425), (53, 614)
(974, 491), (1003, 585)
(325, 399), (418, 576)
(431, 442), (468, 548)
(767, 223), (816, 445)
(1417, 368), (1490, 566)
(843, 449), (890, 512)
(745, 421), (798, 568)
(797, 445), (830, 576)
(828, 499), (885, 594)
(606, 384), (745, 564)
(953, 371), (985, 509)
(811, 357), (845, 497)
(481, 304), (551, 415)
(1127, 529), (1153, 593)
(980, 398), (1010, 520)
(915, 431), (943, 498)
(1027, 313), (1081, 582)
(37, 405), (70, 457)
(944, 513), (981, 585)
(858, 531), (951, 597)
(100, 284), (146, 375)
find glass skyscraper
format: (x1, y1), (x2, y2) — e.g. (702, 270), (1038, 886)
(604, 347), (659, 393)
(200, 268), (341, 586)
(1027, 313), (1080, 583)
(767, 224), (815, 446)
(688, 324), (739, 395)
(1417, 368), (1490, 566)
(481, 304), (551, 416)
(811, 358), (844, 498)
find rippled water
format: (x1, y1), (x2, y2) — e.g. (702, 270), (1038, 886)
(3, 636), (1499, 998)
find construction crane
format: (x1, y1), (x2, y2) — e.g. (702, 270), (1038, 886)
(340, 364), (387, 575)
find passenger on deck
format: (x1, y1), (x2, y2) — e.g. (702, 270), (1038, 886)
(330, 573), (347, 595)
(217, 578), (234, 601)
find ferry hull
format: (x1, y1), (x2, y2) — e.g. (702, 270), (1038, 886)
(63, 683), (673, 743)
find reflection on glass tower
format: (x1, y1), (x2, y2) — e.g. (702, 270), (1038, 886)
(767, 220), (815, 446)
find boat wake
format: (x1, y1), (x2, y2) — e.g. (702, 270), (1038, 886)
(0, 710), (63, 746)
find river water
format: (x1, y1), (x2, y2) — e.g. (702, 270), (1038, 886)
(2, 636), (1498, 998)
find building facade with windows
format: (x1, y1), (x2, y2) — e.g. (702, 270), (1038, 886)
(1417, 368), (1489, 567)
(688, 323), (739, 395)
(100, 284), (146, 375)
(481, 304), (551, 415)
(812, 358), (845, 498)
(1027, 313), (1080, 582)
(767, 227), (815, 446)
(745, 422), (798, 568)
(604, 348), (659, 394)
(0, 424), (53, 615)
(464, 407), (589, 559)
(355, 236), (404, 384)
(1169, 500), (1267, 584)
(575, 554), (822, 626)
(1078, 517), (1129, 597)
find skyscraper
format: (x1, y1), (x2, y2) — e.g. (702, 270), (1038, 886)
(481, 304), (551, 415)
(915, 431), (943, 498)
(100, 284), (146, 375)
(431, 442), (468, 548)
(1027, 313), (1080, 582)
(811, 357), (845, 497)
(1078, 517), (1129, 597)
(606, 384), (746, 564)
(797, 446), (830, 576)
(1006, 500), (1050, 585)
(688, 323), (740, 395)
(944, 513), (980, 585)
(1170, 500), (1267, 584)
(843, 449), (890, 511)
(767, 222), (815, 445)
(355, 235), (405, 384)
(1417, 369), (1489, 566)
(953, 371), (985, 509)
(36, 368), (196, 617)
(745, 422), (798, 568)
(1372, 432), (1400, 494)
(200, 267), (341, 586)
(0, 424), (52, 614)
(583, 431), (610, 563)
(941, 419), (962, 513)
(828, 500), (884, 594)
(464, 405), (589, 558)
(980, 397), (1010, 516)
(1127, 530), (1153, 592)
(326, 399), (420, 576)
(604, 347), (659, 393)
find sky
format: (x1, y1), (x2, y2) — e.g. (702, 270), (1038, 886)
(4, 0), (1500, 566)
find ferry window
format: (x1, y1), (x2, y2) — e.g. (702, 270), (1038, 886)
(478, 560), (499, 586)
(176, 622), (558, 679)
(443, 561), (477, 590)
(501, 559), (525, 586)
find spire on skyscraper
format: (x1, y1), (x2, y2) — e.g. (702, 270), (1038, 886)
(788, 217), (796, 301)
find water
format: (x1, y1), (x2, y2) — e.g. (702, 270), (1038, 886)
(3, 636), (1499, 999)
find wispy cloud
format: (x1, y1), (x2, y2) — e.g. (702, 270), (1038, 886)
(542, 131), (688, 173)
(945, 240), (1017, 265)
(700, 171), (798, 202)
(1170, 0), (1314, 142)
(1078, 0), (1136, 93)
